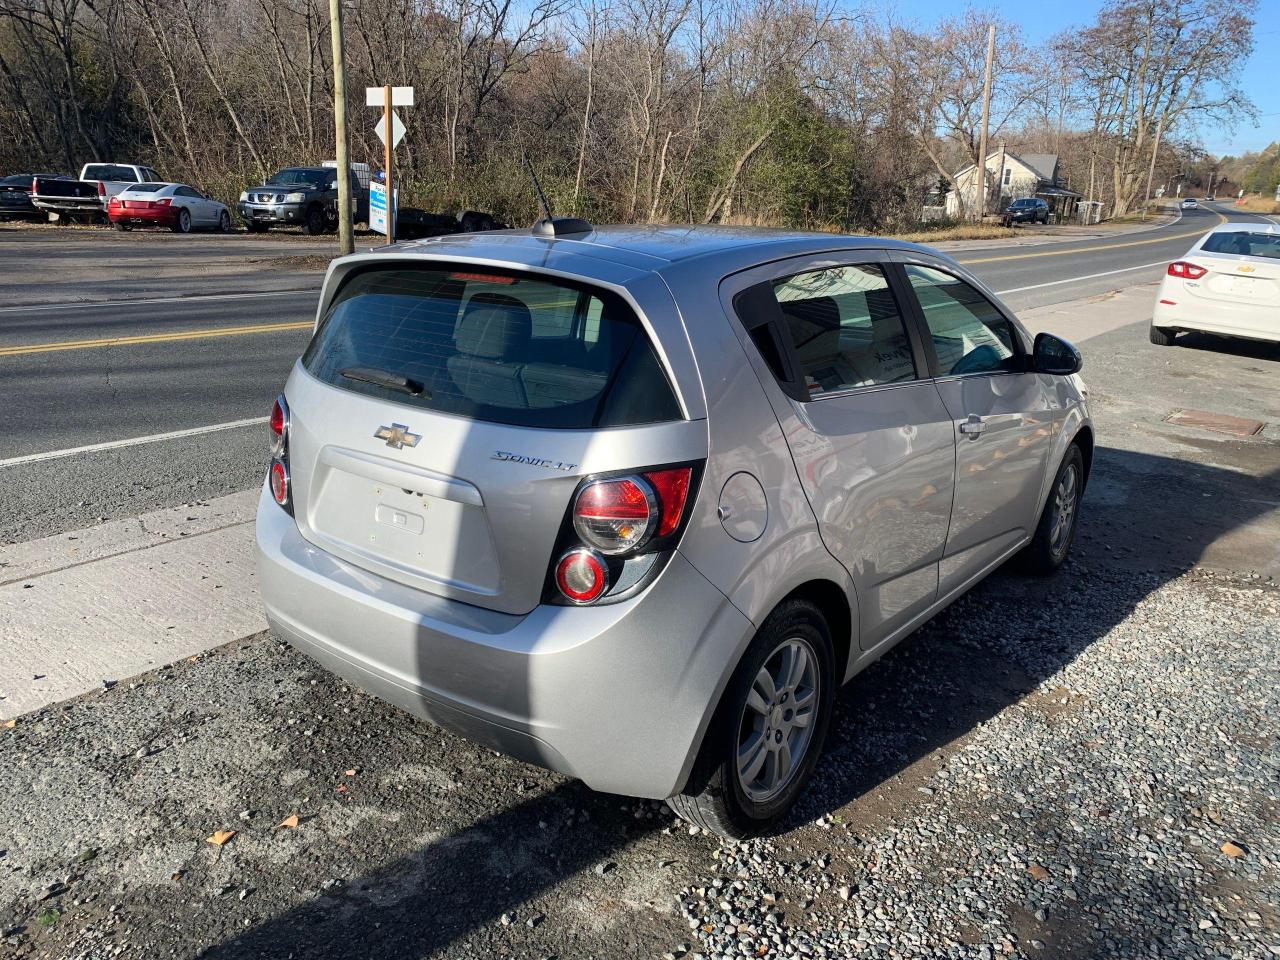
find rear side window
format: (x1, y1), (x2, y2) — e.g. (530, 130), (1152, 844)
(303, 266), (681, 429)
(772, 264), (917, 396)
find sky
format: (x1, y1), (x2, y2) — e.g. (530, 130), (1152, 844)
(877, 0), (1280, 159)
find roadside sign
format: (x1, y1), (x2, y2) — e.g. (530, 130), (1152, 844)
(370, 180), (389, 233)
(374, 111), (406, 149)
(366, 86), (413, 107)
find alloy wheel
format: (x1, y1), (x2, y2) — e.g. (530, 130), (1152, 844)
(1048, 462), (1079, 557)
(736, 637), (820, 803)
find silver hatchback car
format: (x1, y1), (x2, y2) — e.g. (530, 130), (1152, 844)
(256, 221), (1092, 837)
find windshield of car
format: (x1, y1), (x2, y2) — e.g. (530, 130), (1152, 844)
(1009, 199), (1035, 208)
(1201, 231), (1280, 259)
(0, 175), (31, 188)
(303, 265), (682, 429)
(266, 168), (329, 187)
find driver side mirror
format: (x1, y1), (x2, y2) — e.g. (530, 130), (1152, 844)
(1032, 332), (1082, 375)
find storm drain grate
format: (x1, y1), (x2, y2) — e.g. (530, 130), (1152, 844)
(1163, 408), (1266, 438)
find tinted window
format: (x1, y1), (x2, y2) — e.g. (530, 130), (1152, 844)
(1201, 231), (1280, 259)
(175, 186), (201, 198)
(82, 164), (138, 182)
(303, 266), (681, 429)
(123, 183), (164, 194)
(904, 264), (1020, 376)
(772, 264), (916, 396)
(1, 175), (31, 188)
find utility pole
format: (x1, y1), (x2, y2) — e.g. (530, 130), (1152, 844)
(1143, 115), (1164, 217)
(976, 24), (997, 221)
(328, 0), (354, 255)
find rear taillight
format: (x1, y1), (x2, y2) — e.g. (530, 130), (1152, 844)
(554, 549), (609, 604)
(645, 467), (692, 536)
(269, 460), (290, 506)
(1168, 261), (1207, 280)
(573, 476), (656, 554)
(157, 198), (171, 207)
(97, 181), (106, 197)
(268, 394), (290, 509)
(554, 465), (696, 605)
(107, 196), (121, 209)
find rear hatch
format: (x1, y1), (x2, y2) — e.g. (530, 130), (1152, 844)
(1185, 231), (1280, 309)
(283, 260), (706, 615)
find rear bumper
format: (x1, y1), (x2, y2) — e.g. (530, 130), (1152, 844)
(31, 197), (104, 214)
(238, 201), (306, 224)
(254, 485), (755, 798)
(1152, 294), (1280, 344)
(108, 208), (178, 227)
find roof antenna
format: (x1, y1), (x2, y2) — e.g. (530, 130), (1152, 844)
(523, 151), (592, 238)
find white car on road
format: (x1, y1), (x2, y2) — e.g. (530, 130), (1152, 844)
(1151, 224), (1280, 346)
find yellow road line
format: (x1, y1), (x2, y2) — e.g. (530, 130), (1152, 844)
(0, 321), (313, 358)
(954, 212), (1228, 265)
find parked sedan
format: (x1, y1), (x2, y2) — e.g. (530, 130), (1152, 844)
(0, 173), (70, 219)
(1151, 224), (1280, 346)
(256, 220), (1092, 837)
(107, 182), (232, 233)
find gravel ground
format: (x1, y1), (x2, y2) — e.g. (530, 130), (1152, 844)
(2, 530), (1276, 958)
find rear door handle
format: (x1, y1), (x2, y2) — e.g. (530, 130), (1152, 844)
(958, 415), (986, 438)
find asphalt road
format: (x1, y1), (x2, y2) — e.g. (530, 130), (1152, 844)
(0, 202), (1271, 543)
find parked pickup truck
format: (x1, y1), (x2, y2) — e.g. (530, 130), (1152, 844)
(238, 164), (370, 235)
(31, 163), (164, 221)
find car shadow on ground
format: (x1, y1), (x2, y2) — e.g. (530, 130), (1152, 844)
(1165, 331), (1280, 363)
(203, 445), (1277, 959)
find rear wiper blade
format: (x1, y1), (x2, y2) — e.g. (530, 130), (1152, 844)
(339, 366), (429, 398)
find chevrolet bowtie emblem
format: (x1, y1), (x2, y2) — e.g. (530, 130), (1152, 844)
(374, 423), (421, 450)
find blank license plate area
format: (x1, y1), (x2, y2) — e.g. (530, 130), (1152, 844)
(310, 469), (501, 594)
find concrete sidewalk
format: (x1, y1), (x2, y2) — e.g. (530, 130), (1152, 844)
(0, 491), (261, 718)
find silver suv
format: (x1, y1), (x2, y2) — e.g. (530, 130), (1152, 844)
(256, 222), (1092, 837)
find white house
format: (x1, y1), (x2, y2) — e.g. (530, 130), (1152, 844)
(945, 151), (1081, 220)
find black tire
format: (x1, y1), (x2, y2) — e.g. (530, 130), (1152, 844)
(1149, 325), (1176, 346)
(666, 599), (836, 839)
(303, 205), (326, 235)
(170, 207), (192, 234)
(217, 210), (231, 233)
(1018, 444), (1085, 576)
(114, 222), (131, 232)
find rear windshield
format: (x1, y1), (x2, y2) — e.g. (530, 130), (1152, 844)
(82, 164), (140, 182)
(123, 183), (165, 194)
(1201, 231), (1280, 259)
(302, 266), (682, 429)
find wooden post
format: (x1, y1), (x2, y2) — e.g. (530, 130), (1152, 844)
(328, 0), (353, 255)
(382, 85), (394, 243)
(975, 24), (996, 221)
